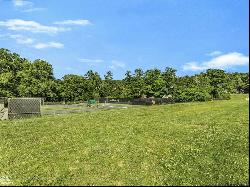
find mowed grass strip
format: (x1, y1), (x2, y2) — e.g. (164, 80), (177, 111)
(0, 94), (249, 186)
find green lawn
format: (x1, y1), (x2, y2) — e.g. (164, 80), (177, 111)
(0, 94), (249, 186)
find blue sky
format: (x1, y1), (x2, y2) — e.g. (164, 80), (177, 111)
(0, 0), (249, 79)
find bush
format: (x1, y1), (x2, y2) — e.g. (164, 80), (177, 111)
(175, 88), (212, 102)
(213, 92), (231, 100)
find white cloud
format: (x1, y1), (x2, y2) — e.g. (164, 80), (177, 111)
(0, 33), (63, 49)
(9, 34), (34, 44)
(12, 0), (45, 12)
(183, 62), (204, 71)
(78, 58), (103, 63)
(206, 50), (223, 57)
(78, 58), (103, 66)
(54, 19), (91, 26)
(33, 42), (64, 49)
(13, 0), (33, 7)
(183, 52), (249, 71)
(108, 60), (126, 70)
(77, 58), (126, 69)
(0, 33), (35, 44)
(21, 7), (46, 12)
(0, 19), (69, 34)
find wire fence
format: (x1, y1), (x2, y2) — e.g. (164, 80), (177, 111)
(8, 98), (41, 119)
(132, 98), (175, 105)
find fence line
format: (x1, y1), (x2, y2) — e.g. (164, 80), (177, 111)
(8, 98), (41, 119)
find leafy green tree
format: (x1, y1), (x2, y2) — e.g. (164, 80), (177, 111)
(112, 80), (125, 98)
(175, 73), (212, 102)
(17, 59), (58, 101)
(122, 71), (133, 98)
(61, 74), (87, 102)
(0, 48), (29, 97)
(100, 71), (113, 98)
(205, 69), (230, 99)
(131, 69), (146, 98)
(144, 68), (165, 97)
(227, 72), (249, 93)
(162, 67), (177, 97)
(84, 70), (102, 99)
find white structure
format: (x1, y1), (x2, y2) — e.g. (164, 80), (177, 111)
(0, 104), (8, 120)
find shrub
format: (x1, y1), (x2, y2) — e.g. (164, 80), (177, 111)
(175, 88), (212, 102)
(213, 92), (231, 100)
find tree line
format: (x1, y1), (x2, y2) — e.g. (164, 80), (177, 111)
(0, 48), (249, 102)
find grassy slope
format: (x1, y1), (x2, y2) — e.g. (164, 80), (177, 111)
(0, 94), (249, 186)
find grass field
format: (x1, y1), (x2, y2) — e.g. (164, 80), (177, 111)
(0, 94), (249, 186)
